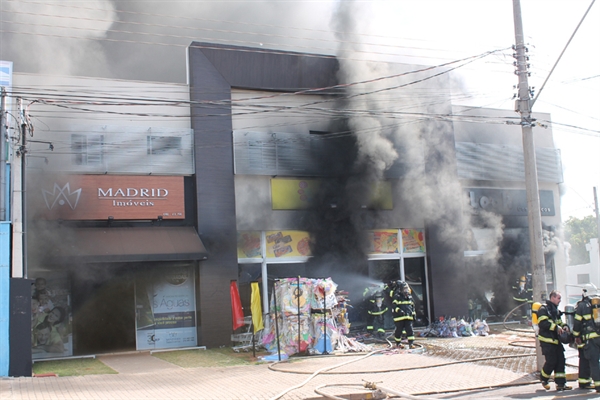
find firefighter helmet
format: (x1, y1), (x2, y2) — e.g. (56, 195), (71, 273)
(591, 296), (600, 330)
(558, 328), (572, 345)
(396, 280), (411, 295)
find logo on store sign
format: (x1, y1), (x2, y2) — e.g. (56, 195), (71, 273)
(166, 269), (188, 286)
(42, 183), (82, 210)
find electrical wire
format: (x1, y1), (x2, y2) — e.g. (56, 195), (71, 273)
(3, 51), (596, 140)
(5, 46), (509, 106)
(1, 11), (492, 63)
(3, 0), (512, 61)
(2, 48), (516, 125)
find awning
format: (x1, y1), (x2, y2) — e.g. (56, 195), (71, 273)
(39, 226), (209, 263)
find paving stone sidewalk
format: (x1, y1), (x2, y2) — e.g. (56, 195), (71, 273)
(1, 333), (595, 399)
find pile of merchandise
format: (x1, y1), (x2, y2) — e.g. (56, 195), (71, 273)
(261, 277), (371, 356)
(419, 317), (490, 338)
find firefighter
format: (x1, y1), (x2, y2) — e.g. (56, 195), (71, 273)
(572, 287), (600, 392)
(362, 286), (376, 334)
(363, 284), (382, 335)
(389, 280), (416, 349)
(512, 273), (533, 322)
(536, 290), (572, 391)
(368, 292), (388, 338)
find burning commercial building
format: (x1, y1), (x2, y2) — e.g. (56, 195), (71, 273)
(188, 42), (565, 344)
(5, 42), (565, 361)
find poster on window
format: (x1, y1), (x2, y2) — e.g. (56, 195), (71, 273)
(135, 266), (197, 350)
(265, 230), (311, 258)
(368, 230), (399, 254)
(237, 231), (262, 259)
(31, 272), (73, 359)
(402, 229), (425, 253)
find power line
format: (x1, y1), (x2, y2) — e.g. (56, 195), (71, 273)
(2, 9), (489, 60)
(4, 0), (511, 55)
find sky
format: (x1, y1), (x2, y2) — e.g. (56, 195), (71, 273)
(1, 0), (599, 223)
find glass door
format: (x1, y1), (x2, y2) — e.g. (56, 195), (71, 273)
(135, 265), (197, 351)
(403, 257), (429, 327)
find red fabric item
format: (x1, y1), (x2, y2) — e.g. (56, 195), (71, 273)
(230, 281), (245, 330)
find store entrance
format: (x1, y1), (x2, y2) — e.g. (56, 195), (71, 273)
(366, 260), (399, 330)
(71, 267), (136, 355)
(403, 257), (429, 327)
(367, 258), (430, 327)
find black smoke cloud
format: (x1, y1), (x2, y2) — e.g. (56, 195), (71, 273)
(6, 0), (515, 320)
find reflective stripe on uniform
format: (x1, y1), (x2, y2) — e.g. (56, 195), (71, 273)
(538, 335), (559, 345)
(541, 370), (552, 379)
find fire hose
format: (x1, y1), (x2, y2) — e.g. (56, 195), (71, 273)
(268, 307), (544, 399)
(267, 348), (537, 399)
(502, 302), (536, 333)
(267, 349), (386, 400)
(314, 381), (437, 400)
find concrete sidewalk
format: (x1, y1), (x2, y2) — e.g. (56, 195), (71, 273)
(98, 353), (181, 374)
(1, 335), (597, 399)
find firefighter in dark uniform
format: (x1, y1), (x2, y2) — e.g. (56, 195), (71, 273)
(389, 280), (416, 348)
(363, 286), (376, 335)
(368, 292), (388, 338)
(536, 290), (572, 391)
(363, 285), (382, 335)
(572, 287), (600, 392)
(512, 273), (533, 322)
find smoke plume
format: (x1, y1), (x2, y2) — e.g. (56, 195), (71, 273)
(2, 1), (336, 82)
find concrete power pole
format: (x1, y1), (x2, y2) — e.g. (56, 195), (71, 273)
(0, 87), (6, 221)
(11, 99), (24, 278)
(512, 0), (546, 370)
(513, 0), (547, 306)
(594, 188), (600, 262)
(18, 99), (28, 279)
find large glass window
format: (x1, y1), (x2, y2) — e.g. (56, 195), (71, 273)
(135, 265), (197, 350)
(31, 272), (73, 359)
(237, 262), (307, 315)
(236, 229), (430, 330)
(71, 133), (104, 165)
(404, 257), (429, 327)
(365, 258), (429, 328)
(147, 135), (182, 156)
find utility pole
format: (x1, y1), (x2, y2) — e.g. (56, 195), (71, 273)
(19, 100), (28, 279)
(594, 187), (600, 247)
(11, 98), (25, 279)
(512, 0), (546, 370)
(0, 87), (6, 221)
(513, 0), (546, 306)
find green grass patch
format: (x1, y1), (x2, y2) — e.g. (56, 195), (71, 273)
(33, 358), (117, 377)
(152, 347), (270, 368)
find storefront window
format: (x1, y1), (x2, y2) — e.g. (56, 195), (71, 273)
(31, 272), (73, 359)
(404, 257), (429, 327)
(135, 265), (197, 350)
